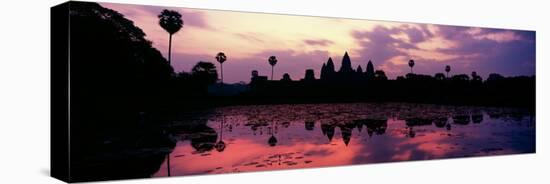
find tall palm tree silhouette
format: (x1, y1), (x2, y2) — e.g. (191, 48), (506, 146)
(158, 9), (183, 66)
(268, 56), (278, 80)
(408, 59), (415, 74)
(445, 65), (451, 78)
(215, 52), (227, 84)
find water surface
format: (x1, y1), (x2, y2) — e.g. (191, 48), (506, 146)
(153, 103), (535, 177)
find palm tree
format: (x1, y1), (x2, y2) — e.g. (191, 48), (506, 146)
(408, 59), (415, 73)
(158, 9), (183, 66)
(445, 65), (451, 78)
(215, 52), (227, 84)
(268, 56), (278, 80)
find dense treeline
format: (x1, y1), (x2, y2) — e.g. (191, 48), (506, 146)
(65, 2), (176, 181)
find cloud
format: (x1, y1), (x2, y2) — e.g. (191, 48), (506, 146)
(101, 3), (212, 29)
(233, 32), (266, 44)
(351, 26), (410, 74)
(434, 27), (535, 77)
(179, 9), (211, 29)
(101, 2), (535, 82)
(303, 39), (334, 46)
(350, 24), (535, 79)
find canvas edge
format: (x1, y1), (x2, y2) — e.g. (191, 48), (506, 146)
(51, 1), (71, 183)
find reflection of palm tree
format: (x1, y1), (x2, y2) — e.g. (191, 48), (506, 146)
(268, 56), (278, 80)
(215, 115), (226, 152)
(268, 121), (278, 146)
(408, 59), (415, 73)
(446, 123), (452, 131)
(445, 65), (451, 78)
(408, 127), (416, 138)
(215, 52), (227, 84)
(158, 9), (183, 66)
(268, 135), (277, 147)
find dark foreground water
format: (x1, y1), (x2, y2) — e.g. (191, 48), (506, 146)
(153, 103), (535, 177)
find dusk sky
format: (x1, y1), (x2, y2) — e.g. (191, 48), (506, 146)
(101, 2), (535, 83)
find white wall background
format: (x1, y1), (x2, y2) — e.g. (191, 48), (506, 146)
(0, 0), (548, 183)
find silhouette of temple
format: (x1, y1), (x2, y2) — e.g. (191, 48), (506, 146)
(319, 51), (381, 82)
(302, 69), (316, 81)
(339, 52), (354, 73)
(243, 50), (534, 107)
(251, 70), (268, 83)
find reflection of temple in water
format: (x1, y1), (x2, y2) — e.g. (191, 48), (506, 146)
(319, 118), (388, 145)
(364, 119), (388, 137)
(176, 105), (531, 153)
(338, 123), (354, 146)
(320, 123), (335, 141)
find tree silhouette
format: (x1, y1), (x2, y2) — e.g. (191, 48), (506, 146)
(445, 65), (451, 78)
(452, 74), (470, 81)
(191, 61), (218, 86)
(158, 9), (183, 66)
(434, 73), (445, 80)
(251, 70), (259, 78)
(66, 2), (174, 134)
(487, 73), (504, 81)
(281, 73), (292, 81)
(408, 59), (415, 73)
(58, 3), (178, 181)
(471, 71), (482, 85)
(374, 70), (388, 80)
(268, 56), (278, 80)
(215, 52), (227, 84)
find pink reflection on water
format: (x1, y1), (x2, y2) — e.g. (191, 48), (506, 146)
(154, 135), (365, 176)
(152, 103), (535, 177)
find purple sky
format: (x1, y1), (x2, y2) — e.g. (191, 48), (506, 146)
(101, 2), (535, 83)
